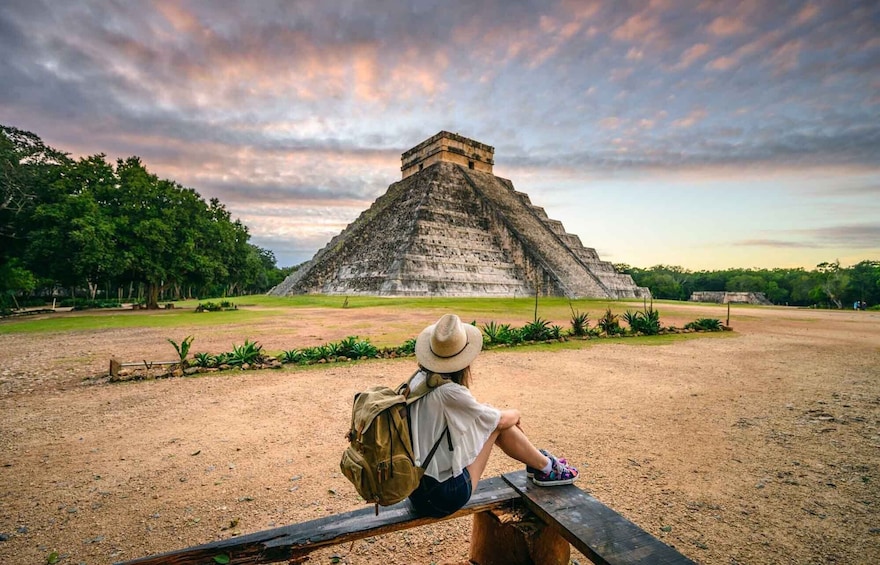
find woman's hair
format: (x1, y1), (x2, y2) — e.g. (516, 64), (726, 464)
(419, 365), (471, 388)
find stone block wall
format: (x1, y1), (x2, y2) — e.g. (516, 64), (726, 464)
(690, 291), (773, 305)
(401, 131), (494, 179)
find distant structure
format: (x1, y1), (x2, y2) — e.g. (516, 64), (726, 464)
(270, 131), (650, 298)
(690, 291), (773, 305)
(401, 131), (495, 178)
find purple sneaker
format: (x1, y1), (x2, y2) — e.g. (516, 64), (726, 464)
(526, 449), (567, 478)
(532, 454), (578, 486)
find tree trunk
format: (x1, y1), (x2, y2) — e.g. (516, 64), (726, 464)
(145, 283), (160, 309)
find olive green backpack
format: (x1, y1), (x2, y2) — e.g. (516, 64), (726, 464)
(340, 372), (451, 512)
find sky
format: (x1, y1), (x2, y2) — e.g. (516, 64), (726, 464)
(1, 0), (878, 270)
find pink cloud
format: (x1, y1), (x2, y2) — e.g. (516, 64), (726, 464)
(675, 43), (711, 70)
(599, 117), (622, 130)
(707, 15), (748, 37)
(707, 56), (737, 71)
(613, 11), (657, 42)
(794, 3), (820, 26)
(672, 109), (707, 128)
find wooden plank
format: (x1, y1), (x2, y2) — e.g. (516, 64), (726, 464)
(117, 475), (519, 565)
(503, 471), (696, 565)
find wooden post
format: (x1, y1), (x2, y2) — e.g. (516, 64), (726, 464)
(469, 508), (569, 565)
(109, 358), (121, 378)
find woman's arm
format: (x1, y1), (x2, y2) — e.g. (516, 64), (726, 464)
(496, 408), (521, 431)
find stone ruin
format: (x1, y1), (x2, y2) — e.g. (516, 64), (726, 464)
(270, 132), (650, 299)
(689, 291), (773, 305)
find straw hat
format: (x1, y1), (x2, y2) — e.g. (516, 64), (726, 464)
(415, 314), (483, 374)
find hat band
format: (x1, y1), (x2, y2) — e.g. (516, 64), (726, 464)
(430, 339), (469, 359)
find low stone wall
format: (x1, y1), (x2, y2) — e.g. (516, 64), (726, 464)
(690, 291), (773, 305)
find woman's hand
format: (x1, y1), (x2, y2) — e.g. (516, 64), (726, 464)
(497, 408), (522, 431)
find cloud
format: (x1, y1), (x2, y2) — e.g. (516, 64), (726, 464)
(737, 224), (880, 250)
(707, 15), (748, 37)
(735, 239), (819, 249)
(801, 224), (880, 248)
(674, 43), (711, 70)
(1, 0), (878, 269)
(672, 109), (707, 128)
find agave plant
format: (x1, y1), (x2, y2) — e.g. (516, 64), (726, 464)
(337, 336), (360, 357)
(549, 325), (563, 339)
(597, 308), (622, 335)
(396, 338), (417, 356)
(279, 349), (304, 364)
(214, 352), (232, 366)
(521, 318), (552, 341)
(569, 309), (590, 337)
(499, 324), (523, 345)
(349, 339), (379, 360)
(624, 307), (662, 335)
(228, 339), (263, 366)
(302, 345), (330, 362)
(167, 336), (194, 368)
(323, 341), (342, 359)
(192, 352), (215, 368)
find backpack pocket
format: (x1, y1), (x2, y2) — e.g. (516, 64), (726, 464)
(374, 453), (424, 506)
(340, 446), (378, 502)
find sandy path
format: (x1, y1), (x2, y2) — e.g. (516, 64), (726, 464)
(0, 304), (878, 564)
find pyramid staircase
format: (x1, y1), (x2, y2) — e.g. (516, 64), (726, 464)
(270, 162), (649, 299)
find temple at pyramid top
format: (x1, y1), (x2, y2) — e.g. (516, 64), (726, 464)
(401, 131), (494, 178)
(269, 132), (650, 299)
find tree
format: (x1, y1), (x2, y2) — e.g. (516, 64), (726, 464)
(1, 125), (70, 295)
(816, 261), (850, 309)
(25, 155), (118, 298)
(846, 260), (880, 308)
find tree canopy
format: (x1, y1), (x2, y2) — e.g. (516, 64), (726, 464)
(1, 124), (287, 309)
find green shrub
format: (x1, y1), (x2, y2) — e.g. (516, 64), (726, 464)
(63, 299), (123, 310)
(684, 318), (723, 331)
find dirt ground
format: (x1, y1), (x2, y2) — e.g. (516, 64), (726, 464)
(0, 303), (878, 565)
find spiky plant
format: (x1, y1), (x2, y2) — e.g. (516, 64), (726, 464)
(167, 336), (194, 368)
(570, 310), (590, 336)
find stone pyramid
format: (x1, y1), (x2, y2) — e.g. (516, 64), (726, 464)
(270, 132), (649, 299)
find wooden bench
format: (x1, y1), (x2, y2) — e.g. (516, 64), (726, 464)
(117, 471), (695, 565)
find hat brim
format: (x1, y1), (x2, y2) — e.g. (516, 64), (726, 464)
(415, 321), (483, 374)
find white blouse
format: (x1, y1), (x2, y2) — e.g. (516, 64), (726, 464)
(409, 370), (501, 483)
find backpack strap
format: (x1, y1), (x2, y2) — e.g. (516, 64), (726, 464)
(402, 370), (456, 469)
(420, 426), (450, 470)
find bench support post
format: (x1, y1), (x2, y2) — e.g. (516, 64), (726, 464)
(470, 508), (570, 565)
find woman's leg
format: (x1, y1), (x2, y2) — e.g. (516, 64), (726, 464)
(466, 426), (549, 492)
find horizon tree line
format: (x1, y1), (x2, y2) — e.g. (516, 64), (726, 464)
(615, 261), (879, 309)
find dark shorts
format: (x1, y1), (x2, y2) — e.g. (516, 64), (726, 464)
(408, 469), (473, 518)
